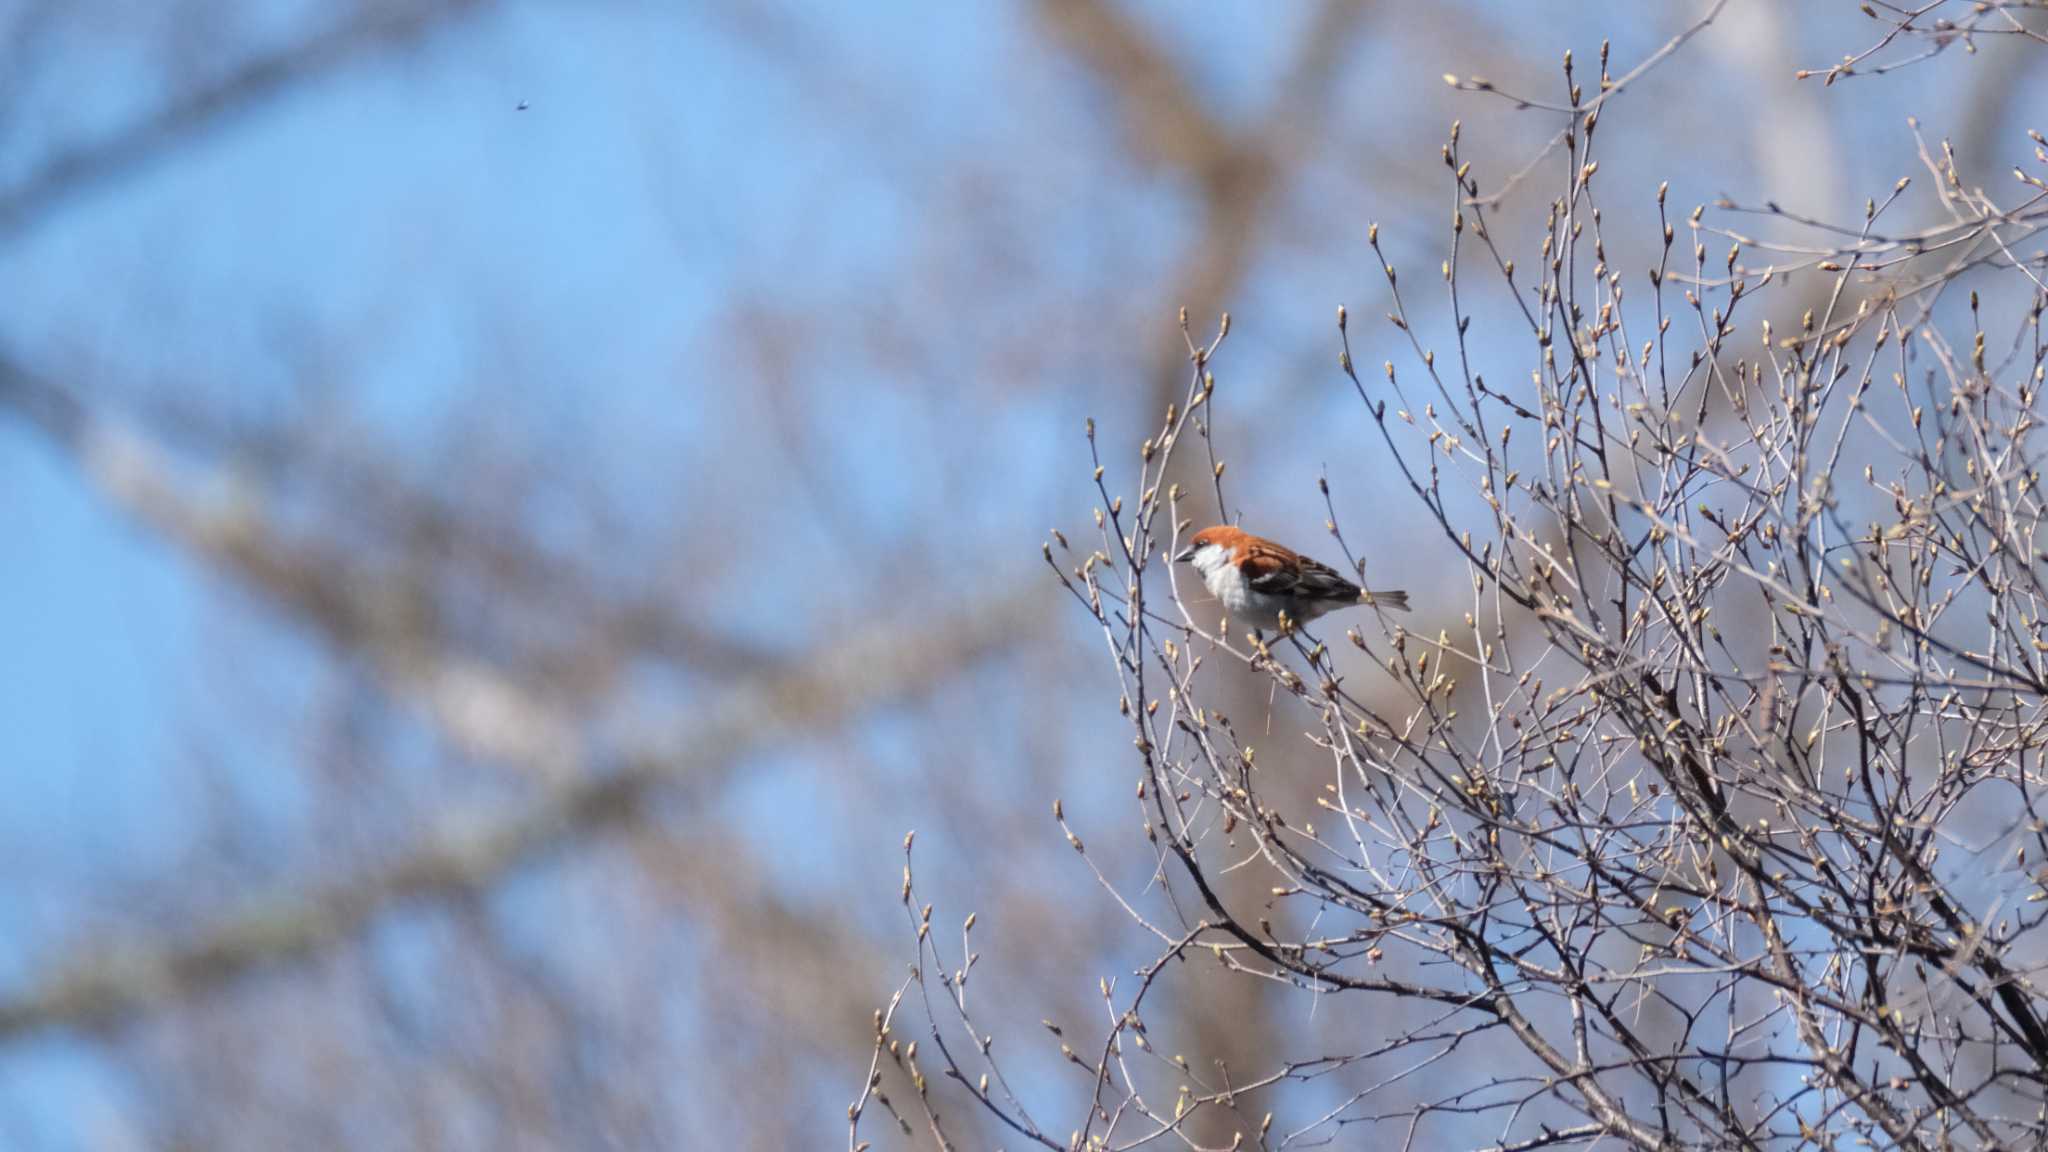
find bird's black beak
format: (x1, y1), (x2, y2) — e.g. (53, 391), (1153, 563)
(1172, 545), (1196, 564)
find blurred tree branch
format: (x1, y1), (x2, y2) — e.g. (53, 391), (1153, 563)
(0, 352), (1042, 1039)
(1036, 0), (1376, 442)
(0, 557), (1035, 1039)
(1, 355), (583, 773)
(0, 0), (493, 240)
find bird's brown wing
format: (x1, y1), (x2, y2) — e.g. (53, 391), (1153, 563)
(1285, 555), (1364, 603)
(1239, 544), (1360, 603)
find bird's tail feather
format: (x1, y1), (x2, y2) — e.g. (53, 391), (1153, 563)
(1365, 589), (1411, 612)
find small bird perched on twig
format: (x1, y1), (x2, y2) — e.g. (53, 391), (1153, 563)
(1174, 525), (1409, 633)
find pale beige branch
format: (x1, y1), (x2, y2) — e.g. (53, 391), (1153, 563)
(1, 350), (1038, 1117)
(0, 587), (1039, 1039)
(2, 355), (584, 776)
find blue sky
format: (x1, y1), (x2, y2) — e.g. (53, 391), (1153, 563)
(3, 1), (2043, 1145)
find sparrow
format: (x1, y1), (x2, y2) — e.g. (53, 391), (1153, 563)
(1173, 525), (1409, 633)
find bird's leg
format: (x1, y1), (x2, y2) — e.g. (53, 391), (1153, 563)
(1285, 628), (1321, 663)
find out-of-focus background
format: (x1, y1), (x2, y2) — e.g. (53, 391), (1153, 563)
(0, 2), (2037, 1147)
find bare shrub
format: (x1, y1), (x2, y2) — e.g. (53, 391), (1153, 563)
(857, 9), (2048, 1149)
